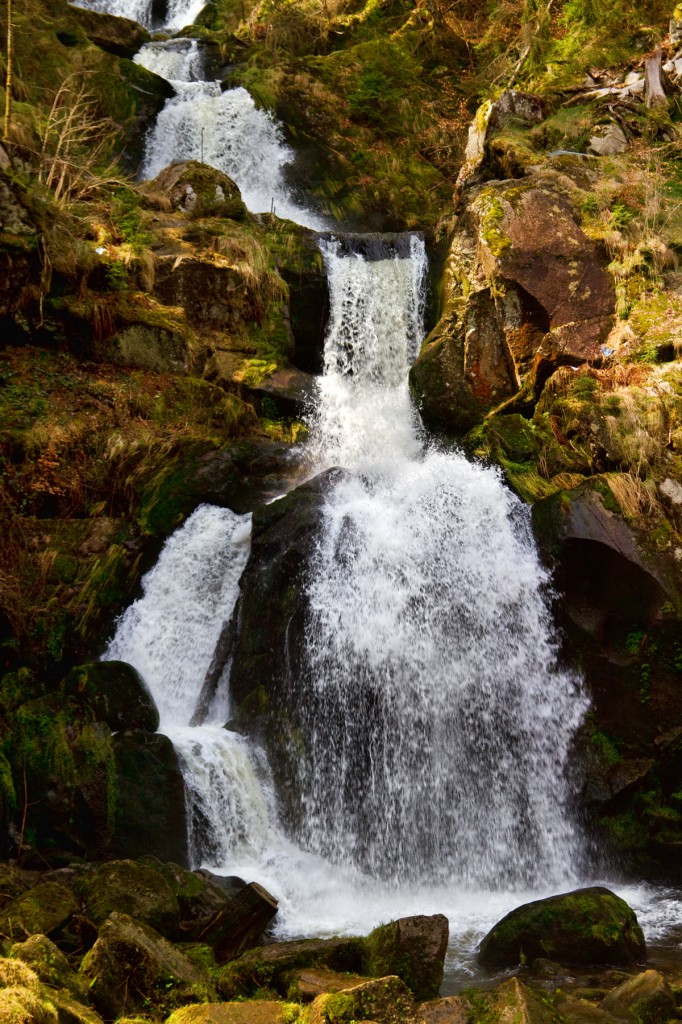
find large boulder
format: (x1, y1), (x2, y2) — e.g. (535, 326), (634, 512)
(61, 661), (159, 733)
(79, 912), (212, 1020)
(167, 1005), (300, 1024)
(410, 178), (615, 436)
(365, 914), (449, 1001)
(73, 861), (181, 936)
(477, 887), (646, 968)
(69, 6), (150, 58)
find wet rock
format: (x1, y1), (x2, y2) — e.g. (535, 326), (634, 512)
(285, 966), (368, 1002)
(110, 731), (188, 865)
(240, 365), (317, 420)
(149, 862), (227, 924)
(410, 181), (614, 436)
(477, 887), (645, 968)
(365, 914), (449, 1001)
(194, 881), (278, 962)
(61, 661), (159, 733)
(228, 470), (344, 820)
(419, 995), (470, 1024)
(69, 6), (150, 58)
(217, 936), (365, 998)
(10, 935), (87, 1002)
(478, 978), (561, 1024)
(73, 860), (181, 936)
(148, 162), (247, 221)
(600, 969), (676, 1024)
(556, 998), (621, 1024)
(167, 1004), (298, 1024)
(79, 912), (211, 1020)
(308, 975), (422, 1024)
(0, 882), (78, 943)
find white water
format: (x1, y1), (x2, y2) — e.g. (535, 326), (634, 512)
(71, 0), (205, 31)
(135, 38), (204, 82)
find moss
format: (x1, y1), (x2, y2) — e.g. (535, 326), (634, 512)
(474, 191), (511, 257)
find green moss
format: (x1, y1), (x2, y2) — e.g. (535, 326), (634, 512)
(474, 191), (511, 257)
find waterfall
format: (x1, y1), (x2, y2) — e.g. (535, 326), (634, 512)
(134, 38), (205, 82)
(290, 237), (588, 889)
(71, 0), (205, 32)
(141, 83), (324, 228)
(105, 505), (276, 867)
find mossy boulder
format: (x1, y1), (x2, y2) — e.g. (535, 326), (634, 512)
(61, 661), (159, 733)
(74, 860), (181, 936)
(285, 967), (368, 1002)
(477, 887), (646, 968)
(0, 865), (31, 910)
(216, 936), (365, 999)
(0, 883), (78, 944)
(364, 915), (449, 1001)
(600, 970), (676, 1024)
(10, 934), (87, 1001)
(79, 912), (213, 1020)
(147, 163), (247, 221)
(308, 975), (421, 1024)
(69, 6), (150, 58)
(166, 1004), (302, 1024)
(144, 862), (226, 924)
(420, 994), (470, 1024)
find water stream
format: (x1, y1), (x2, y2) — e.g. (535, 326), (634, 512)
(87, 0), (682, 985)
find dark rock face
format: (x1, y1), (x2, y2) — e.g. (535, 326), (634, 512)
(228, 469), (342, 815)
(410, 180), (615, 436)
(110, 731), (188, 865)
(61, 661), (159, 733)
(365, 914), (449, 1002)
(478, 887), (646, 968)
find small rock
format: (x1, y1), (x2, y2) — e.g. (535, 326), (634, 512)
(286, 966), (368, 1002)
(588, 124), (628, 157)
(0, 883), (77, 942)
(10, 934), (87, 1001)
(600, 969), (676, 1024)
(167, 1005), (298, 1024)
(557, 998), (620, 1024)
(309, 976), (422, 1024)
(419, 994), (470, 1024)
(659, 477), (682, 505)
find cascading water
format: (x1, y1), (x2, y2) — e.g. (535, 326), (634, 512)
(292, 237), (587, 889)
(134, 38), (205, 82)
(72, 0), (205, 32)
(105, 505), (275, 868)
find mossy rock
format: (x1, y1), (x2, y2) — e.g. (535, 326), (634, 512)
(10, 934), (87, 1001)
(0, 865), (31, 911)
(110, 733), (188, 865)
(468, 977), (562, 1024)
(61, 661), (159, 733)
(0, 883), (77, 944)
(600, 970), (676, 1024)
(73, 860), (181, 936)
(140, 862), (225, 922)
(166, 1003), (303, 1024)
(78, 911), (213, 1020)
(147, 162), (247, 221)
(0, 959), (58, 1024)
(364, 915), (448, 1002)
(477, 887), (646, 968)
(309, 975), (421, 1024)
(216, 936), (366, 999)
